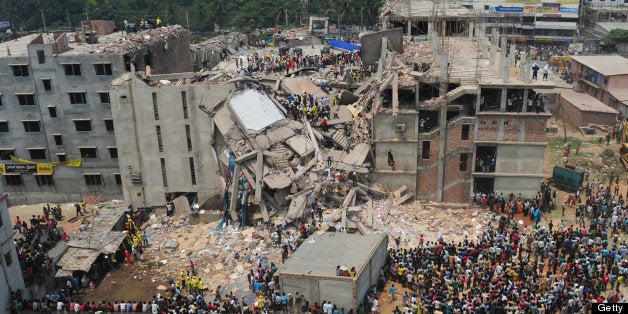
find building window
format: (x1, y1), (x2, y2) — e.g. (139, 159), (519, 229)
(594, 90), (598, 97)
(459, 153), (469, 171)
(604, 77), (609, 85)
(108, 147), (118, 159)
(37, 50), (46, 64)
(84, 174), (103, 185)
(0, 121), (8, 132)
(421, 141), (430, 159)
(98, 92), (111, 104)
(156, 126), (163, 152)
(11, 65), (29, 77)
(114, 173), (122, 185)
(69, 92), (87, 104)
(461, 124), (470, 140)
(53, 134), (63, 145)
(4, 252), (13, 266)
(35, 175), (54, 186)
(28, 148), (46, 160)
(23, 120), (41, 132)
(63, 64), (82, 76)
(94, 63), (113, 76)
(160, 158), (168, 187)
(79, 147), (97, 159)
(17, 94), (35, 106)
(0, 94), (3, 106)
(185, 125), (192, 151)
(0, 149), (14, 160)
(57, 153), (66, 162)
(48, 106), (57, 118)
(74, 120), (92, 132)
(104, 119), (114, 131)
(152, 92), (159, 120)
(5, 174), (22, 186)
(182, 91), (189, 119)
(189, 157), (197, 185)
(42, 79), (52, 91)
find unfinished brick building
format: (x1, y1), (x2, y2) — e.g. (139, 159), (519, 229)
(366, 30), (554, 203)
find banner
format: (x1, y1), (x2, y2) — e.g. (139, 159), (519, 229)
(524, 6), (560, 13)
(560, 7), (578, 13)
(495, 6), (524, 12)
(0, 163), (53, 175)
(557, 0), (578, 3)
(10, 155), (83, 167)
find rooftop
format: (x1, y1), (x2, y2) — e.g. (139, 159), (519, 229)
(276, 232), (387, 278)
(229, 89), (285, 133)
(382, 0), (474, 19)
(0, 33), (44, 57)
(570, 55), (628, 76)
(559, 89), (618, 114)
(596, 22), (628, 33)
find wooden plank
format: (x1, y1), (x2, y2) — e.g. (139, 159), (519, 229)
(235, 150), (259, 163)
(255, 151), (264, 202)
(394, 193), (415, 206)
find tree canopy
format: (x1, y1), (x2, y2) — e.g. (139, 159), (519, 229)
(1, 0), (385, 33)
(602, 29), (628, 45)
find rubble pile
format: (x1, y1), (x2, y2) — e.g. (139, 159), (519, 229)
(67, 25), (188, 55)
(191, 32), (247, 54)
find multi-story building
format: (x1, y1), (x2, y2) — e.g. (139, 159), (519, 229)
(366, 28), (554, 202)
(0, 26), (192, 205)
(570, 55), (628, 113)
(380, 0), (580, 43)
(0, 183), (27, 311)
(110, 73), (228, 208)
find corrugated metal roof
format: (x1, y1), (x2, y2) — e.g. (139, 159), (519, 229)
(570, 55), (628, 76)
(229, 89), (285, 132)
(57, 247), (101, 272)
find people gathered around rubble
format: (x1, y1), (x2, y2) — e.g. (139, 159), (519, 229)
(370, 179), (628, 314)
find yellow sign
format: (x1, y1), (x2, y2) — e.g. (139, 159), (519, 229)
(557, 0), (578, 3)
(506, 0), (541, 3)
(10, 155), (83, 167)
(37, 163), (54, 175)
(0, 164), (4, 175)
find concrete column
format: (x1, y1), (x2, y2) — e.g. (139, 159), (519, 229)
(498, 117), (504, 141)
(428, 21), (434, 39)
(500, 88), (507, 112)
(522, 88), (529, 112)
(468, 22), (475, 39)
(442, 20), (447, 37)
(407, 20), (412, 36)
(475, 88), (482, 114)
(415, 82), (420, 107)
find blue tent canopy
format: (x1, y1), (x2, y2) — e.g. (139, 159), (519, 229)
(328, 39), (361, 51)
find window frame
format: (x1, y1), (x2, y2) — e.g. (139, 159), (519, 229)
(84, 174), (103, 186)
(68, 92), (87, 104)
(94, 63), (113, 76)
(63, 63), (82, 76)
(79, 147), (98, 159)
(17, 93), (35, 106)
(28, 148), (47, 160)
(35, 174), (54, 186)
(5, 174), (22, 186)
(22, 120), (41, 132)
(73, 119), (93, 132)
(11, 64), (29, 77)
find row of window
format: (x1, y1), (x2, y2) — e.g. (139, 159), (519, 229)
(4, 173), (121, 186)
(0, 119), (114, 133)
(0, 146), (117, 161)
(0, 91), (110, 107)
(10, 63), (112, 78)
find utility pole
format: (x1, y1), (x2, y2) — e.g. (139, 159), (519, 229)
(40, 9), (46, 33)
(360, 5), (363, 30)
(85, 9), (89, 22)
(66, 10), (71, 31)
(184, 10), (193, 31)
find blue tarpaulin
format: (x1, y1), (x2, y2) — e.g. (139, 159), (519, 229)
(328, 39), (360, 51)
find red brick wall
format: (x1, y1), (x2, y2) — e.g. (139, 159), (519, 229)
(502, 118), (521, 142)
(443, 180), (471, 203)
(477, 117), (500, 141)
(524, 119), (548, 142)
(417, 137), (440, 199)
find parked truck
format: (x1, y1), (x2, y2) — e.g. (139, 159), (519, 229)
(551, 166), (584, 191)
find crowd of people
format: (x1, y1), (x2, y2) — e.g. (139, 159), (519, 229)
(12, 204), (62, 286)
(374, 177), (628, 314)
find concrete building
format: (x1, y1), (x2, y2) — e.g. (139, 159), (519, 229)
(570, 55), (628, 113)
(380, 0), (579, 43)
(0, 26), (192, 205)
(557, 89), (618, 127)
(110, 73), (227, 208)
(0, 183), (27, 311)
(367, 27), (554, 202)
(276, 233), (388, 312)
